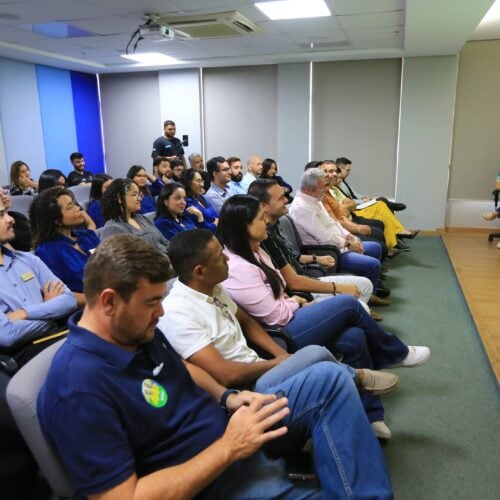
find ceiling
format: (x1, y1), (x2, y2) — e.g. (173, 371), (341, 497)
(0, 0), (497, 74)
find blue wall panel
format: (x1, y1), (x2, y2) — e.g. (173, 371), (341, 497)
(36, 65), (78, 175)
(0, 57), (47, 181)
(70, 71), (105, 173)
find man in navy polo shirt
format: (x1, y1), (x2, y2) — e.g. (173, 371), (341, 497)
(38, 234), (393, 499)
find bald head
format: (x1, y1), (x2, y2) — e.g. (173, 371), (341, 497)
(247, 155), (263, 176)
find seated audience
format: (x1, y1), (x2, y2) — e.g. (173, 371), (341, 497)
(8, 160), (38, 195)
(170, 159), (185, 182)
(170, 158), (185, 183)
(151, 156), (172, 195)
(217, 195), (430, 437)
(38, 169), (67, 193)
(100, 178), (169, 253)
(87, 173), (113, 228)
(188, 152), (205, 172)
(154, 183), (212, 240)
(189, 153), (211, 192)
(332, 161), (418, 243)
(336, 157), (406, 212)
(0, 188), (31, 251)
(67, 152), (93, 187)
(31, 187), (100, 307)
(0, 197), (76, 499)
(261, 158), (294, 202)
(241, 155), (263, 191)
(38, 233), (394, 499)
(290, 168), (389, 297)
(205, 156), (236, 216)
(126, 165), (156, 214)
(163, 229), (399, 432)
(247, 179), (386, 315)
(227, 156), (247, 194)
(0, 197), (76, 363)
(182, 169), (218, 232)
(319, 161), (389, 257)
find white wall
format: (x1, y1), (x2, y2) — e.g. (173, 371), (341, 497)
(159, 69), (202, 163)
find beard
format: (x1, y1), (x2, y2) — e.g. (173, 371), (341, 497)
(231, 173), (243, 182)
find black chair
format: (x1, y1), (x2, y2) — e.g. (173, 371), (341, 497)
(488, 189), (500, 243)
(279, 215), (340, 275)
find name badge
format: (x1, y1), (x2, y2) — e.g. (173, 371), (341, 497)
(21, 271), (34, 282)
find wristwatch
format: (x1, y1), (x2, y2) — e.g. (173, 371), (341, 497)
(219, 388), (240, 410)
(311, 254), (317, 264)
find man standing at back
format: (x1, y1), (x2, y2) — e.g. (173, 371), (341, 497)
(151, 120), (186, 167)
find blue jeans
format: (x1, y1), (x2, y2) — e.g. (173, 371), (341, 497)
(283, 295), (409, 422)
(203, 362), (394, 499)
(338, 241), (382, 288)
(254, 345), (357, 392)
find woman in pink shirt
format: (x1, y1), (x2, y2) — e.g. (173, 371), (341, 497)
(218, 195), (431, 439)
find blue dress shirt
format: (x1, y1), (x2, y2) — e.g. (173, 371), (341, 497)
(205, 183), (236, 216)
(0, 246), (76, 348)
(35, 230), (100, 293)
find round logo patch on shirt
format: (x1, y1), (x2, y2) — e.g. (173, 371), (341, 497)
(142, 379), (168, 408)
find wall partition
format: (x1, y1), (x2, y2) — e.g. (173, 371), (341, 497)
(311, 59), (401, 198)
(203, 65), (278, 162)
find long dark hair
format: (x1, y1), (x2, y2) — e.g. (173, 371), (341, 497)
(30, 187), (73, 247)
(126, 165), (152, 197)
(261, 158), (277, 178)
(217, 195), (284, 298)
(155, 182), (185, 220)
(89, 173), (113, 202)
(38, 169), (66, 193)
(101, 178), (135, 221)
(180, 168), (199, 199)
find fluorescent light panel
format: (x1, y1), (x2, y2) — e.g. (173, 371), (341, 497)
(121, 52), (180, 65)
(255, 0), (331, 20)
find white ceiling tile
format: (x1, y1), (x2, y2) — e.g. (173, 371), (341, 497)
(345, 27), (403, 41)
(287, 29), (347, 44)
(70, 16), (139, 35)
(350, 37), (403, 50)
(272, 16), (342, 33)
(331, 0), (403, 16)
(337, 11), (403, 30)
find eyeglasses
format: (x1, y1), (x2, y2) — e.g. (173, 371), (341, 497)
(207, 296), (235, 325)
(217, 167), (231, 172)
(126, 191), (143, 198)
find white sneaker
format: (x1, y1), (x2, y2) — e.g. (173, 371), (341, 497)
(371, 420), (392, 440)
(392, 346), (431, 367)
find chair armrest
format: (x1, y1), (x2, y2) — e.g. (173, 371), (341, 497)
(265, 327), (298, 354)
(286, 290), (314, 302)
(0, 354), (18, 375)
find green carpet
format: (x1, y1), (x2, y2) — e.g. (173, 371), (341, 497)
(377, 236), (499, 499)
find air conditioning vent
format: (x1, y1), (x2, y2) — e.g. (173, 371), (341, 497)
(161, 11), (261, 38)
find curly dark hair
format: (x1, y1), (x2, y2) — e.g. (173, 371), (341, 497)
(29, 186), (74, 247)
(101, 178), (136, 222)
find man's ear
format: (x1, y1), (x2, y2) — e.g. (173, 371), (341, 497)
(192, 263), (205, 279)
(100, 288), (119, 315)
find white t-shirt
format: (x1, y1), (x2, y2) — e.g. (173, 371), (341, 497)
(159, 279), (261, 363)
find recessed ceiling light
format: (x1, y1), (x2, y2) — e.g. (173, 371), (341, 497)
(121, 52), (181, 66)
(478, 0), (500, 25)
(255, 0), (331, 20)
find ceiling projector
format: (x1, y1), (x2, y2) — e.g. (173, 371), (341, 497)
(139, 22), (176, 41)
